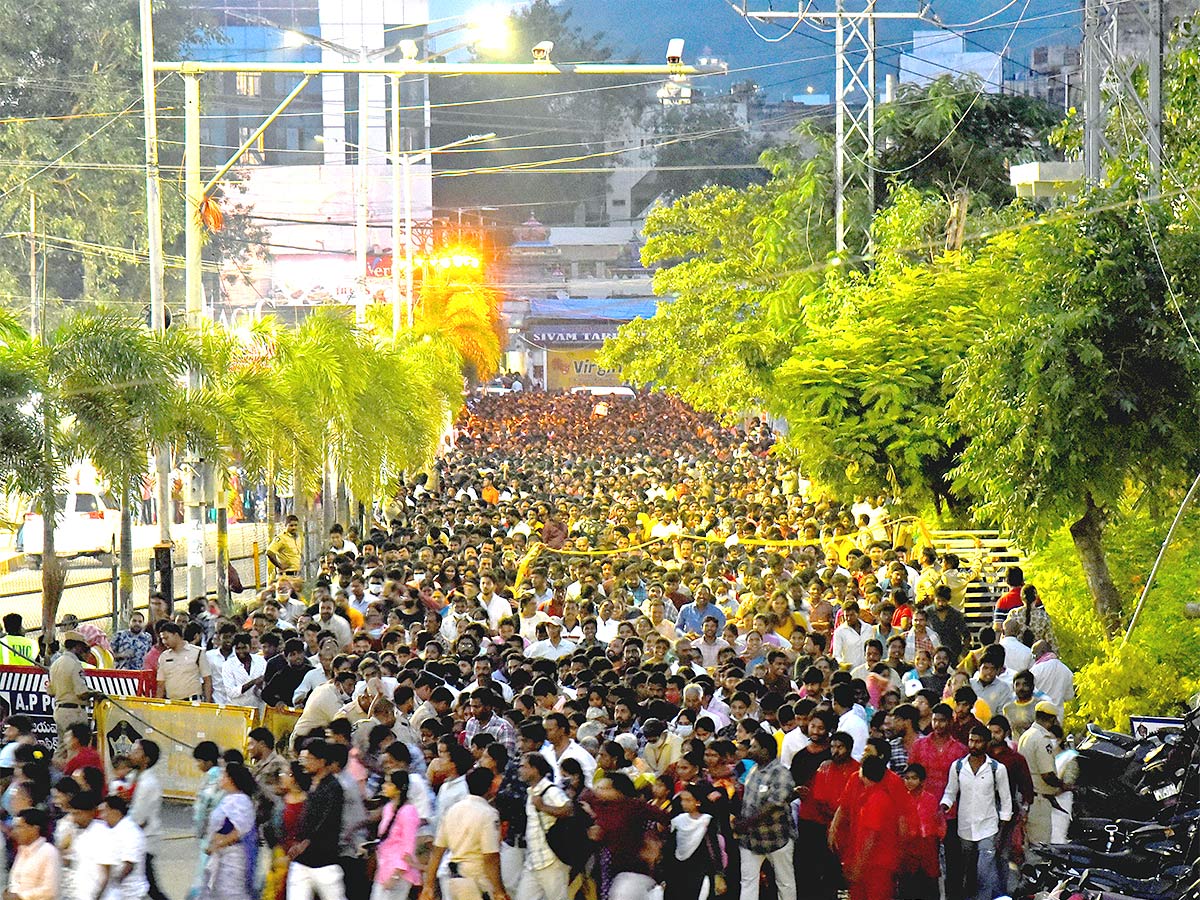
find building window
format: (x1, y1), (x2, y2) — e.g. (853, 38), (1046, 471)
(612, 199), (627, 207)
(286, 127), (300, 151)
(236, 72), (262, 96)
(238, 126), (265, 163)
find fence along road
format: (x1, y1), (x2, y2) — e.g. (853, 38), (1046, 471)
(0, 520), (271, 629)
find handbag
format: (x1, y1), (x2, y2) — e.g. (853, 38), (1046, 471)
(539, 787), (593, 869)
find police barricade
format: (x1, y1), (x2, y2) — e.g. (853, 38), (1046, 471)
(260, 704), (302, 752)
(0, 664), (151, 753)
(95, 696), (257, 800)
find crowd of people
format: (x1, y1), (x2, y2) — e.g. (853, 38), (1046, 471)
(0, 391), (1079, 900)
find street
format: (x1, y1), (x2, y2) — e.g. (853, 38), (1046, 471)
(159, 800), (204, 900)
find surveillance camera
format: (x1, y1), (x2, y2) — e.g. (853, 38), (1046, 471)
(532, 41), (554, 61)
(667, 38), (685, 65)
(399, 39), (419, 60)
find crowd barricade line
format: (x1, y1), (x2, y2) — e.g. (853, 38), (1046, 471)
(0, 663), (151, 752)
(96, 695), (257, 800)
(523, 515), (928, 560)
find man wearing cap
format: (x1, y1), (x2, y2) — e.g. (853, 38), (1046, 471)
(526, 618), (576, 661)
(1018, 701), (1065, 845)
(47, 631), (104, 757)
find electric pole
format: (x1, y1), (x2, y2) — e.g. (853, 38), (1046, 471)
(139, 0), (174, 612)
(1083, 0), (1163, 192)
(28, 194), (36, 339)
(734, 1), (924, 250)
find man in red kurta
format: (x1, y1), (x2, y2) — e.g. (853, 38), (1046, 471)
(840, 756), (903, 900)
(798, 731), (860, 900)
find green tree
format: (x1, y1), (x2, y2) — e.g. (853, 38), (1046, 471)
(876, 75), (1062, 209)
(0, 308), (197, 638)
(0, 0), (215, 307)
(600, 144), (833, 416)
(947, 192), (1200, 630)
(652, 102), (766, 200)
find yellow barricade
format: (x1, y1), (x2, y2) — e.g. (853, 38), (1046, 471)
(95, 697), (256, 801)
(260, 705), (302, 752)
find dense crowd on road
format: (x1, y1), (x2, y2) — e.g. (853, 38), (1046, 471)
(0, 390), (1078, 900)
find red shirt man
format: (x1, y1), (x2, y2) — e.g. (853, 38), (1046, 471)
(907, 704), (967, 809)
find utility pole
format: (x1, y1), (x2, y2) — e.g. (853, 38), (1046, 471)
(28, 194), (36, 339)
(391, 73), (403, 337)
(184, 69), (206, 602)
(356, 48), (371, 325)
(138, 0), (174, 614)
(735, 2), (924, 250)
(1083, 0), (1163, 192)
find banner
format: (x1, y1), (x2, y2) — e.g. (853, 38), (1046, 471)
(545, 348), (624, 390)
(0, 665), (150, 753)
(95, 697), (256, 800)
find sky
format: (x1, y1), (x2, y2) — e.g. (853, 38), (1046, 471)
(430, 0), (1083, 101)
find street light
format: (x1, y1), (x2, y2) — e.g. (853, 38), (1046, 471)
(392, 132), (496, 335)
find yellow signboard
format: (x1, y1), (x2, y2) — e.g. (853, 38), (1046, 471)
(95, 697), (256, 800)
(546, 348), (624, 390)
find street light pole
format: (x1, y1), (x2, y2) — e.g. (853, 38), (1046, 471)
(356, 48), (371, 324)
(138, 0), (174, 571)
(184, 69), (206, 602)
(391, 74), (403, 336)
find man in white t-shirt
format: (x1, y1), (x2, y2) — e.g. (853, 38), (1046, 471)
(68, 793), (111, 900)
(99, 795), (148, 900)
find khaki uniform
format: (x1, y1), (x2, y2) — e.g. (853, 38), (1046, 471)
(434, 794), (503, 900)
(157, 643), (211, 700)
(267, 531), (301, 575)
(47, 652), (88, 751)
(1019, 720), (1060, 843)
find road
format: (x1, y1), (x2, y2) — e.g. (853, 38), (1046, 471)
(0, 521), (277, 627)
(160, 801), (204, 900)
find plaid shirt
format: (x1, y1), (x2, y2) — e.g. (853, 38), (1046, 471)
(739, 758), (795, 854)
(464, 712), (518, 757)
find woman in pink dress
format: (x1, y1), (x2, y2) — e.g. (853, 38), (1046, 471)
(372, 771), (422, 900)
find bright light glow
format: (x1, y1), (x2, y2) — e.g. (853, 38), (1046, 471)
(282, 30), (308, 49)
(465, 4), (511, 52)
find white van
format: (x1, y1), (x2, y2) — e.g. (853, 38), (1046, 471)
(16, 487), (120, 568)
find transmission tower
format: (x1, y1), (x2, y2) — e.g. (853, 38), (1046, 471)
(1083, 0), (1164, 190)
(735, 2), (924, 250)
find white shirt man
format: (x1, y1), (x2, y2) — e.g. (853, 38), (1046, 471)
(101, 805), (148, 900)
(527, 621), (577, 661)
(780, 725), (810, 768)
(70, 814), (111, 900)
(223, 646), (267, 711)
(837, 707), (869, 762)
(831, 616), (869, 669)
(941, 749), (1013, 842)
(1029, 651), (1075, 709)
(1000, 634), (1035, 674)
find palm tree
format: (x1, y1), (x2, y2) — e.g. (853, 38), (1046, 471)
(0, 308), (193, 642)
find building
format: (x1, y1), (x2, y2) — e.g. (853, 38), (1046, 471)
(187, 0), (434, 318)
(1004, 43), (1081, 111)
(898, 30), (1005, 91)
(497, 215), (657, 387)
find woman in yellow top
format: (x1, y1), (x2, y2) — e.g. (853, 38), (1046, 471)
(767, 591), (808, 641)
